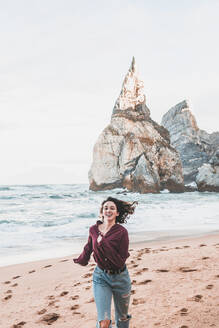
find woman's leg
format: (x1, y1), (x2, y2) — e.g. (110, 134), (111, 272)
(93, 267), (113, 328)
(112, 269), (132, 328)
(113, 292), (131, 328)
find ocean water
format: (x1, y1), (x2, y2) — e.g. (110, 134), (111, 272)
(0, 184), (219, 267)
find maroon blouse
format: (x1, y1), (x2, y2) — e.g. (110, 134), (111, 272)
(73, 220), (130, 270)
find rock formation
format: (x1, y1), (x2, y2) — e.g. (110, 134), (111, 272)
(161, 100), (219, 191)
(89, 58), (184, 193)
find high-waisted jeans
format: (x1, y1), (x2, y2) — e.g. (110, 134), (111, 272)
(92, 265), (132, 328)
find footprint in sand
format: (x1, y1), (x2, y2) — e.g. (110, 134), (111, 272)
(5, 289), (12, 294)
(28, 270), (35, 274)
(71, 304), (79, 310)
(142, 267), (148, 272)
(179, 267), (197, 273)
(37, 309), (47, 315)
(3, 294), (12, 301)
(60, 291), (69, 296)
(12, 275), (21, 279)
(132, 264), (138, 268)
(59, 259), (69, 262)
(85, 286), (91, 290)
(41, 313), (60, 324)
(175, 247), (182, 249)
(137, 280), (152, 285)
(47, 295), (55, 300)
(43, 265), (52, 268)
(83, 273), (92, 278)
(180, 308), (188, 316)
(48, 300), (59, 306)
(156, 269), (169, 273)
(3, 281), (11, 284)
(132, 298), (145, 305)
(206, 284), (214, 289)
(180, 326), (188, 328)
(11, 283), (18, 287)
(72, 311), (81, 315)
(71, 295), (79, 300)
(134, 271), (142, 276)
(199, 244), (207, 247)
(202, 257), (210, 260)
(131, 289), (136, 294)
(73, 282), (81, 287)
(12, 321), (26, 328)
(192, 294), (203, 302)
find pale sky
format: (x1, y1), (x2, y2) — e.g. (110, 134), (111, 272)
(0, 0), (219, 184)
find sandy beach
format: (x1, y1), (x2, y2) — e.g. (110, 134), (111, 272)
(1, 233), (219, 328)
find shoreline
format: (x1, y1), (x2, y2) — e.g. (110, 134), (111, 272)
(1, 228), (219, 268)
(1, 232), (219, 327)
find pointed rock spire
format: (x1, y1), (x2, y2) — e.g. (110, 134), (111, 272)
(113, 57), (147, 114)
(130, 56), (136, 72)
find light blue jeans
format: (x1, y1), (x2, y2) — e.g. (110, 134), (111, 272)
(93, 265), (132, 328)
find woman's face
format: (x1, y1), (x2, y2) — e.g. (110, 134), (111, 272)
(101, 201), (119, 224)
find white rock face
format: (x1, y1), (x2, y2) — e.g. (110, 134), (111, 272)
(196, 164), (219, 192)
(89, 58), (184, 193)
(113, 57), (145, 111)
(161, 100), (218, 184)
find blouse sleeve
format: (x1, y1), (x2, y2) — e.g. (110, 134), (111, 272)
(73, 229), (93, 266)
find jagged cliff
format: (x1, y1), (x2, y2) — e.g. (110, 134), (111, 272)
(161, 100), (219, 191)
(88, 58), (184, 193)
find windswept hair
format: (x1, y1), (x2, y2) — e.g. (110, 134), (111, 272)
(100, 196), (138, 224)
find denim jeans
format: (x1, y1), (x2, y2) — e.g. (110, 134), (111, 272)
(93, 265), (132, 328)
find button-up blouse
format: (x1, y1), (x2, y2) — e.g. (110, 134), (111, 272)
(73, 220), (130, 270)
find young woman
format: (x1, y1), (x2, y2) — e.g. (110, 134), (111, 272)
(73, 196), (137, 328)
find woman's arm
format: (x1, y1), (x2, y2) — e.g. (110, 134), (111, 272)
(73, 229), (93, 266)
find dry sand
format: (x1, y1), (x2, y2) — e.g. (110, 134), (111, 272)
(1, 233), (219, 328)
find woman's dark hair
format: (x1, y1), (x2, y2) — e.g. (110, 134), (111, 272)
(100, 197), (138, 224)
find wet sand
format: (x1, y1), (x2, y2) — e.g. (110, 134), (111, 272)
(1, 233), (219, 328)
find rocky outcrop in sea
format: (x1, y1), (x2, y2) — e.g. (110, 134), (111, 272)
(161, 100), (219, 191)
(89, 58), (184, 193)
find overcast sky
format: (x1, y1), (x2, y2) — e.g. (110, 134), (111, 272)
(1, 0), (219, 184)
